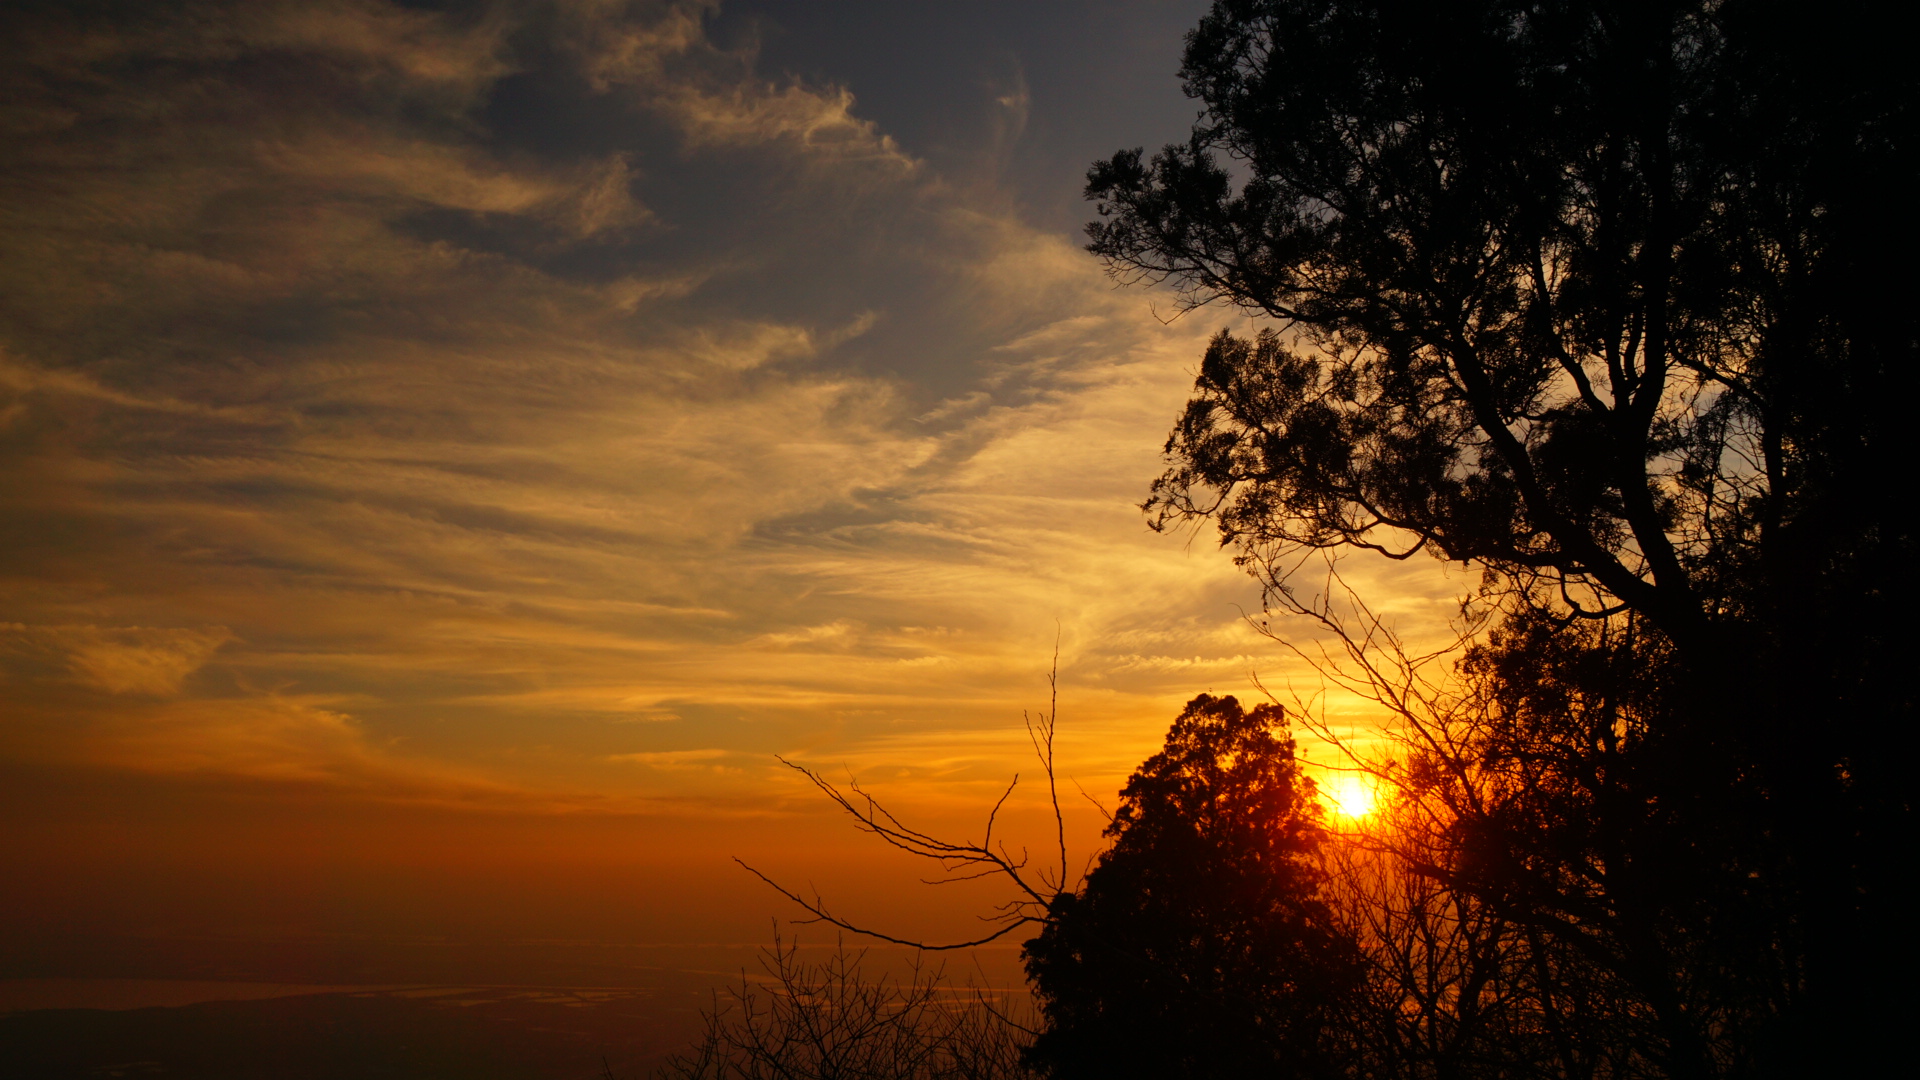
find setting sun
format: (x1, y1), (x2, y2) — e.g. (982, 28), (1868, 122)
(1321, 774), (1380, 821)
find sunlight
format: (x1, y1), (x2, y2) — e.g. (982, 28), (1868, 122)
(1320, 773), (1379, 821)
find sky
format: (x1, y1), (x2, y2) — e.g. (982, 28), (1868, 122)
(0, 0), (1466, 983)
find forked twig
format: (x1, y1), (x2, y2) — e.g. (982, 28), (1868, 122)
(739, 655), (1077, 951)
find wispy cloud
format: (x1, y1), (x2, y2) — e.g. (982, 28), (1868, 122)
(1, 623), (232, 696)
(0, 0), (1459, 830)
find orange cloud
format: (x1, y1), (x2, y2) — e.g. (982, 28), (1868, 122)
(0, 1), (1465, 961)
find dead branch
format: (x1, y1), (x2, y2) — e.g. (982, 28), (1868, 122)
(738, 658), (1075, 952)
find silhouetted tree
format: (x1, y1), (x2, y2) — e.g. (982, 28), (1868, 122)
(1089, 0), (1915, 1070)
(1278, 578), (1764, 1078)
(1022, 694), (1360, 1080)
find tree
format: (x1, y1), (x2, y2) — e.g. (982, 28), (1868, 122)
(660, 934), (1032, 1080)
(1280, 580), (1769, 1079)
(1021, 694), (1360, 1080)
(1088, 0), (1915, 1070)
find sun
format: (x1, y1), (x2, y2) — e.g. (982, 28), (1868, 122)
(1320, 773), (1379, 821)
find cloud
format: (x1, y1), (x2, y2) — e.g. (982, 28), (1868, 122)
(569, 0), (918, 169)
(65, 627), (235, 696)
(608, 748), (736, 772)
(1, 624), (231, 696)
(750, 620), (864, 651)
(0, 0), (1461, 821)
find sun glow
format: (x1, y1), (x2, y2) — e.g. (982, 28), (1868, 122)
(1321, 773), (1379, 821)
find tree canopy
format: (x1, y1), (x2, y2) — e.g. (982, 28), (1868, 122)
(1101, 0), (1913, 656)
(1023, 694), (1358, 1080)
(756, 5), (1914, 1076)
(1073, 0), (1915, 1072)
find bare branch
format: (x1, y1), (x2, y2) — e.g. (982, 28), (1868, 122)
(741, 660), (1080, 956)
(733, 859), (1039, 952)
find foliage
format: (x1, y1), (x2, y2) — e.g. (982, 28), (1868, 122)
(1022, 694), (1360, 1080)
(1100, 0), (1914, 655)
(1280, 585), (1768, 1078)
(745, 3), (1912, 1077)
(1080, 0), (1915, 1072)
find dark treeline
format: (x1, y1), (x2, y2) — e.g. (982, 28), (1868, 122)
(738, 2), (1915, 1078)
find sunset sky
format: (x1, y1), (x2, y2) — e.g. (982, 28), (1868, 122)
(1, 0), (1466, 981)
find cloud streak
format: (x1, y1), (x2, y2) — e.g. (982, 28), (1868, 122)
(0, 1), (1461, 864)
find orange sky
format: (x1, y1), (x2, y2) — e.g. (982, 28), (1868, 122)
(0, 0), (1465, 984)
